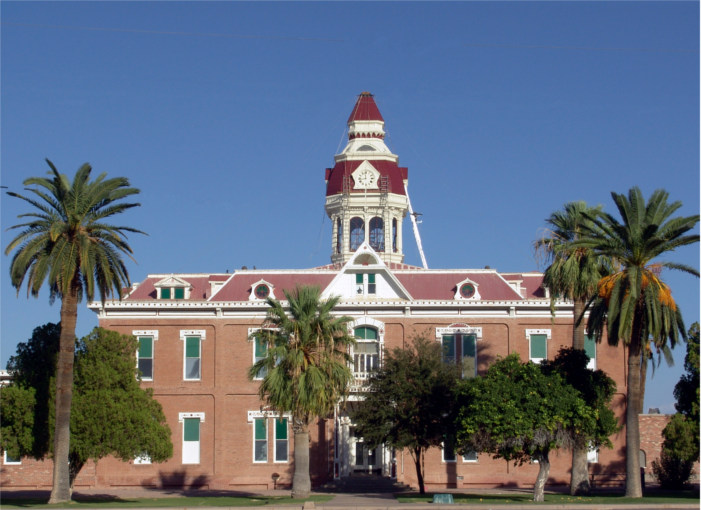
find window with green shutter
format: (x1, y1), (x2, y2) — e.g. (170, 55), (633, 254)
(184, 418), (200, 442)
(253, 336), (267, 379)
(462, 334), (476, 378)
(161, 287), (171, 299)
(442, 335), (456, 364)
(530, 334), (547, 362)
(138, 336), (153, 380)
(174, 287), (185, 299)
(181, 416), (202, 464)
(584, 335), (596, 369)
(185, 336), (201, 380)
(254, 418), (267, 462)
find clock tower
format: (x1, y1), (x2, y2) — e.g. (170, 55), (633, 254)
(324, 92), (409, 266)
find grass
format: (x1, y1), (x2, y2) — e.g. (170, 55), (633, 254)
(396, 489), (701, 505)
(0, 494), (334, 508)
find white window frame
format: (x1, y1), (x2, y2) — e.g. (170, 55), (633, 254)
(133, 330), (158, 381)
(3, 451), (21, 465)
(436, 325), (481, 377)
(441, 442), (457, 463)
(181, 330), (206, 381)
(526, 329), (550, 364)
(253, 417), (268, 463)
(179, 412), (204, 465)
(247, 410), (292, 464)
(462, 451), (478, 463)
(585, 335), (597, 370)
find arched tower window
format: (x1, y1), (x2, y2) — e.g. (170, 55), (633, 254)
(369, 217), (384, 252)
(350, 217), (365, 251)
(353, 327), (379, 380)
(336, 218), (343, 254)
(392, 218), (398, 253)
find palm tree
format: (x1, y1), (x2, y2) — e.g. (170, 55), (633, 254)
(580, 187), (699, 498)
(248, 285), (355, 498)
(535, 201), (609, 494)
(5, 160), (142, 503)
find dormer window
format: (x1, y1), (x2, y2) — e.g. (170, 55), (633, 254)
(154, 276), (191, 300)
(249, 280), (276, 301)
(454, 278), (480, 300)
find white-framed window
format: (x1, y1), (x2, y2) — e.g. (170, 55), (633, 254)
(253, 417), (268, 462)
(159, 286), (188, 299)
(442, 435), (457, 463)
(462, 451), (478, 463)
(253, 335), (268, 380)
(587, 445), (599, 463)
(181, 330), (205, 381)
(133, 330), (158, 381)
(134, 454), (152, 465)
(3, 451), (21, 465)
(437, 325), (481, 378)
(179, 412), (204, 464)
(353, 327), (380, 380)
(355, 273), (376, 295)
(584, 335), (596, 369)
(274, 417), (289, 463)
(526, 329), (550, 364)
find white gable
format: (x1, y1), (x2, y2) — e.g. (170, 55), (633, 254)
(322, 243), (412, 301)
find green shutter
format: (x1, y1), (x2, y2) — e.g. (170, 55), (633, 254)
(255, 337), (267, 358)
(443, 335), (455, 360)
(356, 273), (363, 284)
(584, 335), (596, 361)
(161, 288), (171, 299)
(275, 418), (288, 440)
(531, 334), (547, 359)
(462, 335), (476, 357)
(174, 287), (185, 299)
(368, 273), (375, 284)
(354, 327), (377, 340)
(186, 337), (200, 358)
(184, 418), (199, 441)
(255, 418), (266, 440)
(138, 337), (153, 358)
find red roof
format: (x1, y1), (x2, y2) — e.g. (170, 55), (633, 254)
(325, 160), (408, 196)
(395, 272), (523, 301)
(212, 273), (336, 301)
(347, 92), (384, 123)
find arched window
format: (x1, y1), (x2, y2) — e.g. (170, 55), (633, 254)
(350, 217), (364, 251)
(353, 327), (379, 380)
(369, 217), (384, 252)
(392, 218), (398, 253)
(336, 218), (343, 254)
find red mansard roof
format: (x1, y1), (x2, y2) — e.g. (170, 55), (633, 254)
(348, 92), (384, 123)
(395, 272), (523, 301)
(212, 273), (336, 301)
(325, 160), (408, 197)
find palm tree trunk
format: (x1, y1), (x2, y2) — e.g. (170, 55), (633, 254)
(533, 450), (550, 502)
(291, 420), (311, 499)
(638, 355), (647, 414)
(48, 288), (78, 504)
(625, 315), (644, 498)
(570, 297), (591, 495)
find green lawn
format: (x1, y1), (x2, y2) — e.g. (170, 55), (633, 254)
(397, 489), (700, 505)
(0, 494), (334, 508)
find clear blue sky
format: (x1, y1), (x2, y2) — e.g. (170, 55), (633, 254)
(1, 1), (698, 413)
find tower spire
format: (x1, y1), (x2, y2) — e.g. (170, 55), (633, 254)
(324, 93), (409, 266)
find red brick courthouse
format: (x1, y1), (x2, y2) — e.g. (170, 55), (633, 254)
(3, 93), (634, 492)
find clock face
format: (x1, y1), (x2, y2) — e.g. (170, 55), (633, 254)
(355, 169), (375, 187)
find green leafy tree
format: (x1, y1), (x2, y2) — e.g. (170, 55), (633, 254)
(652, 322), (700, 488)
(535, 201), (610, 494)
(455, 354), (594, 502)
(580, 187), (699, 498)
(351, 335), (460, 495)
(4, 160), (143, 503)
(248, 285), (355, 499)
(0, 325), (172, 490)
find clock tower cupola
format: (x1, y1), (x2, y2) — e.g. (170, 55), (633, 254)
(324, 92), (409, 266)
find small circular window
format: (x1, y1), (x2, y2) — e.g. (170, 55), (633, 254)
(255, 284), (270, 299)
(460, 283), (476, 299)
